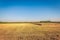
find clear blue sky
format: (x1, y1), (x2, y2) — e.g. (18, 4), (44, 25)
(0, 0), (60, 22)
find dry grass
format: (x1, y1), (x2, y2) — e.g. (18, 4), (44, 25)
(0, 23), (60, 40)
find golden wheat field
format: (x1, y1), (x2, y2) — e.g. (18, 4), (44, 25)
(0, 23), (60, 40)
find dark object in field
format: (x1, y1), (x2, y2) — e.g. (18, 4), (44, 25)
(33, 23), (42, 26)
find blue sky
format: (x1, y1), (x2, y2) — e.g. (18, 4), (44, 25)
(0, 0), (60, 22)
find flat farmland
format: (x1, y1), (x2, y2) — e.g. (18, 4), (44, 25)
(0, 22), (60, 40)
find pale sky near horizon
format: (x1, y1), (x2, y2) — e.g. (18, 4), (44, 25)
(0, 0), (60, 22)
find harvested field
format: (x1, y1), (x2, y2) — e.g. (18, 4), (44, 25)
(0, 23), (60, 40)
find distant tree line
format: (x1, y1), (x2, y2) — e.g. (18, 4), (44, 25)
(40, 21), (51, 23)
(40, 21), (60, 23)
